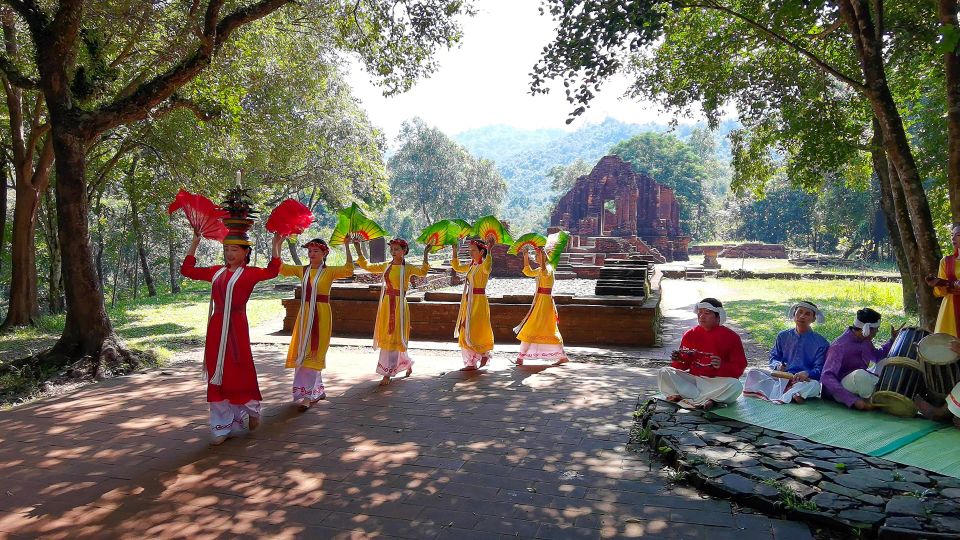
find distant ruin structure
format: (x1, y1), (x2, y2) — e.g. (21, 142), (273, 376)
(550, 155), (689, 262)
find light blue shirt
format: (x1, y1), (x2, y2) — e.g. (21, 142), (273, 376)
(768, 328), (830, 380)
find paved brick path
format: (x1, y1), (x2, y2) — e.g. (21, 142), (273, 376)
(0, 293), (812, 539)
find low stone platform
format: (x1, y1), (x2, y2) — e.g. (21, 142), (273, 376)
(637, 399), (960, 539)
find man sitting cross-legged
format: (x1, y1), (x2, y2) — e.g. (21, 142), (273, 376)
(658, 298), (747, 410)
(743, 301), (829, 404)
(820, 308), (896, 410)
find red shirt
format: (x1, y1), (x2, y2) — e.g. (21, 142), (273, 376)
(673, 325), (747, 378)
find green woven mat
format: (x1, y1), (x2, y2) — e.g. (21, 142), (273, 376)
(705, 397), (957, 476)
(880, 427), (960, 479)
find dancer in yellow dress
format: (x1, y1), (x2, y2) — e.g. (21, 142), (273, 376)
(451, 234), (496, 370)
(926, 224), (960, 337)
(513, 245), (567, 366)
(278, 238), (354, 410)
(354, 238), (431, 386)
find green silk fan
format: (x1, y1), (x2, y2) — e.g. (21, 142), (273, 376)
(449, 219), (472, 239)
(417, 220), (454, 252)
(329, 202), (387, 246)
(507, 233), (547, 255)
(545, 230), (570, 268)
(471, 215), (514, 245)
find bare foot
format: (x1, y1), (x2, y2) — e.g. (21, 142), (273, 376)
(248, 416), (260, 431)
(460, 366), (479, 372)
(552, 358), (569, 366)
(405, 368), (413, 378)
(479, 356), (489, 368)
(665, 395), (683, 403)
(516, 359), (523, 366)
(914, 397), (944, 420)
(699, 400), (716, 411)
(310, 393), (326, 404)
(791, 395), (805, 404)
(295, 398), (310, 412)
(379, 376), (391, 386)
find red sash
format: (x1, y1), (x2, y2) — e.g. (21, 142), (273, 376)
(537, 287), (552, 295)
(946, 255), (960, 336)
(472, 288), (485, 295)
(385, 263), (402, 334)
(303, 274), (331, 353)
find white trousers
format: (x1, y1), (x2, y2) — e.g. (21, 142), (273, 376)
(377, 350), (414, 377)
(657, 367), (743, 407)
(743, 368), (822, 404)
(514, 342), (568, 364)
(842, 369), (878, 399)
(462, 349), (492, 368)
(209, 400), (261, 438)
(292, 367), (325, 402)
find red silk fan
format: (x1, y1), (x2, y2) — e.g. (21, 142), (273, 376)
(266, 199), (314, 236)
(167, 189), (229, 241)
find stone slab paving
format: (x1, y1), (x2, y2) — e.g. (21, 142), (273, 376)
(0, 345), (811, 539)
(641, 400), (960, 539)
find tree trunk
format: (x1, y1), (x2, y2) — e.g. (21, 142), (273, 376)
(0, 156), (7, 276)
(939, 0), (960, 223)
(40, 183), (63, 314)
(95, 194), (105, 287)
(125, 157), (156, 297)
(286, 237), (302, 265)
(1, 179), (41, 328)
(47, 123), (133, 375)
(168, 226), (181, 294)
(839, 0), (941, 328)
(872, 120), (919, 313)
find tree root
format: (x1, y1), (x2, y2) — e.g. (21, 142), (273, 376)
(0, 335), (157, 404)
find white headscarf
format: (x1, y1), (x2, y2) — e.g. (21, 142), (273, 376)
(694, 301), (726, 325)
(788, 301), (825, 324)
(853, 316), (880, 334)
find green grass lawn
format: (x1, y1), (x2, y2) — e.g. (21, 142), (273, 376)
(0, 281), (287, 365)
(678, 256), (899, 277)
(716, 278), (912, 350)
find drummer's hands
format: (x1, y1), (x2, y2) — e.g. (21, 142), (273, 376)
(792, 371), (810, 382)
(709, 354), (722, 369)
(890, 323), (905, 341)
(925, 274), (940, 287)
(854, 399), (874, 411)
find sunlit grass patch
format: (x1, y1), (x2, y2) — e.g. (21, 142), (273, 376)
(718, 278), (910, 350)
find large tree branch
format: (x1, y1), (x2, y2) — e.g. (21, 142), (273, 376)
(4, 0), (46, 31)
(28, 131), (52, 192)
(84, 0), (292, 137)
(0, 54), (37, 88)
(688, 1), (868, 93)
(152, 95), (219, 121)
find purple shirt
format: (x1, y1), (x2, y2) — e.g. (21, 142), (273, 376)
(821, 328), (893, 408)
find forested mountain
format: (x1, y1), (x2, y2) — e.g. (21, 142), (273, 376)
(453, 117), (737, 232)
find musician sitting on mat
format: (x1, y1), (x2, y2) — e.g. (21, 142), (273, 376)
(658, 298), (747, 410)
(821, 308), (897, 410)
(743, 301), (829, 404)
(915, 341), (960, 429)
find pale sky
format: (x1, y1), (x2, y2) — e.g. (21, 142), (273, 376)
(346, 0), (682, 140)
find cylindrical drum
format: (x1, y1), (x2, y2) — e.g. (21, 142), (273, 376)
(871, 357), (925, 418)
(917, 333), (960, 404)
(888, 327), (931, 360)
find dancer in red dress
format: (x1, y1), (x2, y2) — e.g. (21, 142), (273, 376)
(180, 186), (284, 444)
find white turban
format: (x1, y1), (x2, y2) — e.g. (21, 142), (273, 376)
(788, 301), (825, 324)
(694, 302), (726, 325)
